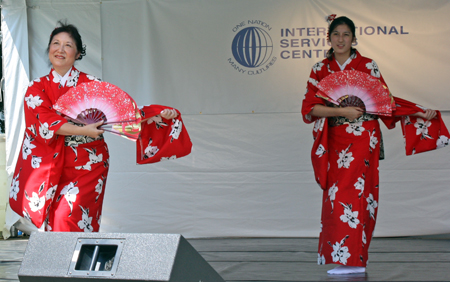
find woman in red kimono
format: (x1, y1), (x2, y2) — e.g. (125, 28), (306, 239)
(9, 22), (180, 233)
(301, 16), (441, 275)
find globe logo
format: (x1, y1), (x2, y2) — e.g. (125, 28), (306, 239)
(232, 27), (273, 68)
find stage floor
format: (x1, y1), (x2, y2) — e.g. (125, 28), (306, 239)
(1, 235), (449, 281)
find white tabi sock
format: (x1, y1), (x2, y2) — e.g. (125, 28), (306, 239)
(327, 265), (366, 275)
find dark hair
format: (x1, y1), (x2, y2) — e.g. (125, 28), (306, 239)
(47, 20), (86, 61)
(326, 16), (357, 60)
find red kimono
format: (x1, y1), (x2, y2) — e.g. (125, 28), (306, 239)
(9, 68), (193, 232)
(302, 51), (450, 267)
(9, 67), (108, 232)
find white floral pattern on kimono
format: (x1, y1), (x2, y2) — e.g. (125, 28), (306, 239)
(327, 182), (338, 210)
(31, 156), (42, 169)
(315, 144), (327, 157)
(77, 206), (94, 232)
(146, 115), (168, 129)
(169, 119), (183, 142)
(313, 62), (324, 73)
(366, 193), (378, 220)
(57, 182), (79, 217)
(330, 235), (351, 265)
(25, 94), (43, 109)
(337, 144), (354, 169)
(414, 118), (432, 139)
(339, 203), (360, 229)
(46, 185), (57, 201)
(25, 191), (45, 213)
(365, 61), (380, 78)
(10, 173), (20, 201)
(437, 135), (449, 148)
(346, 122), (365, 136)
(354, 175), (365, 198)
(22, 133), (36, 160)
(161, 155), (177, 161)
(95, 178), (104, 202)
(39, 122), (54, 140)
(144, 138), (159, 158)
(75, 148), (103, 171)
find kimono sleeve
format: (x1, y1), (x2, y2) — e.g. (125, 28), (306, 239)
(379, 96), (419, 129)
(136, 104), (192, 164)
(24, 80), (67, 146)
(380, 96), (450, 155)
(301, 65), (326, 124)
(401, 111), (450, 155)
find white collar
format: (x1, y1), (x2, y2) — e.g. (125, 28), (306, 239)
(55, 69), (72, 87)
(336, 52), (357, 71)
(336, 57), (352, 71)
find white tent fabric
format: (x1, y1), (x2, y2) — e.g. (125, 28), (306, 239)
(2, 0), (450, 238)
(1, 0), (30, 238)
(2, 0), (29, 177)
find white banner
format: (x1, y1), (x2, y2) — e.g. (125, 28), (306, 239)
(102, 0), (450, 113)
(3, 0), (450, 237)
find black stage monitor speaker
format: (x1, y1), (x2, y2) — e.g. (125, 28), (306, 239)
(18, 232), (225, 282)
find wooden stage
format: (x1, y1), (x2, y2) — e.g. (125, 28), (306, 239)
(1, 235), (449, 281)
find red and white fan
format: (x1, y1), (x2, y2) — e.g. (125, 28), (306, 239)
(54, 81), (141, 140)
(316, 70), (394, 116)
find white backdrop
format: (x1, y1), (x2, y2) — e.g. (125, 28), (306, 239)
(2, 0), (450, 237)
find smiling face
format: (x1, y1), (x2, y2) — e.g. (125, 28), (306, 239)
(48, 32), (80, 76)
(328, 24), (356, 64)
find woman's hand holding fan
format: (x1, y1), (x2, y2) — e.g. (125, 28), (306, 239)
(54, 81), (142, 140)
(55, 81), (193, 164)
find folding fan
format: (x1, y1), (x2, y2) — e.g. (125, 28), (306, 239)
(54, 81), (141, 140)
(316, 70), (394, 116)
